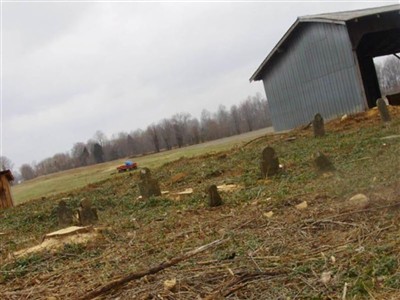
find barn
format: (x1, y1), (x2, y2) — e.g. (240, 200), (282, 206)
(250, 4), (400, 131)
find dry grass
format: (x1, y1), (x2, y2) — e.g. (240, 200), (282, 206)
(12, 128), (273, 205)
(1, 107), (400, 299)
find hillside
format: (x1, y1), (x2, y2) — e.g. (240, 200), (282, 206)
(12, 127), (274, 205)
(1, 107), (400, 299)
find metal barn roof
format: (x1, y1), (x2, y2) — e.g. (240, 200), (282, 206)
(250, 4), (400, 82)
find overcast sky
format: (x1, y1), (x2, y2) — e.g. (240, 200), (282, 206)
(1, 0), (396, 169)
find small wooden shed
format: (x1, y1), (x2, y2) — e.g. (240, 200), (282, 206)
(0, 170), (14, 209)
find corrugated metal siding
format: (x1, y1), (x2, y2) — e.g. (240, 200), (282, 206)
(262, 22), (365, 131)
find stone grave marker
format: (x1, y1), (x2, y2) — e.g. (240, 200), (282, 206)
(77, 198), (98, 226)
(260, 146), (280, 178)
(313, 113), (325, 137)
(138, 168), (161, 199)
(208, 185), (223, 207)
(56, 200), (73, 227)
(314, 151), (335, 173)
(376, 98), (391, 123)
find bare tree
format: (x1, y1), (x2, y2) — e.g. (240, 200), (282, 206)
(187, 118), (201, 145)
(0, 156), (13, 171)
(200, 109), (219, 141)
(53, 153), (72, 171)
(126, 134), (136, 156)
(240, 97), (257, 132)
(158, 119), (175, 150)
(230, 105), (242, 135)
(20, 164), (36, 181)
(91, 143), (104, 163)
(172, 113), (191, 148)
(376, 55), (400, 95)
(71, 143), (89, 167)
(216, 105), (231, 138)
(93, 130), (108, 147)
(146, 124), (160, 153)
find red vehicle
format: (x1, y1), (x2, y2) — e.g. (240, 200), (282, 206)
(117, 161), (138, 173)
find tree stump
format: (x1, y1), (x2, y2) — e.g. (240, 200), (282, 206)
(56, 200), (73, 227)
(77, 198), (98, 226)
(260, 146), (280, 178)
(313, 151), (335, 173)
(138, 168), (161, 199)
(313, 113), (325, 137)
(208, 185), (223, 207)
(376, 98), (391, 123)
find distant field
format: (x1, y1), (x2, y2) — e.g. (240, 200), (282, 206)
(12, 127), (274, 204)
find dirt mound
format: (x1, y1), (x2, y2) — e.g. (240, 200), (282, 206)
(326, 105), (400, 132)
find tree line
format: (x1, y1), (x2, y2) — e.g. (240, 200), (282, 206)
(375, 55), (400, 95)
(15, 94), (271, 181)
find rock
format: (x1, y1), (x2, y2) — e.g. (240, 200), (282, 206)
(346, 193), (370, 210)
(313, 113), (325, 137)
(260, 146), (280, 178)
(163, 278), (177, 291)
(376, 98), (391, 123)
(138, 168), (161, 199)
(208, 185), (223, 207)
(330, 256), (336, 264)
(77, 198), (98, 226)
(56, 200), (73, 227)
(320, 271), (332, 284)
(313, 151), (335, 173)
(263, 211), (274, 218)
(295, 201), (308, 210)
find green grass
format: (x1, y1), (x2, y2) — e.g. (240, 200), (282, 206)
(12, 128), (273, 204)
(3, 112), (400, 299)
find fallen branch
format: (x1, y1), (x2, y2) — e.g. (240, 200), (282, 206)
(204, 271), (286, 300)
(242, 135), (269, 148)
(79, 238), (229, 300)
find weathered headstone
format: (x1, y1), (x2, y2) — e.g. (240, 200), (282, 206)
(138, 168), (161, 199)
(208, 185), (223, 207)
(313, 151), (335, 173)
(77, 198), (98, 226)
(260, 146), (280, 178)
(56, 200), (73, 227)
(313, 113), (325, 137)
(376, 98), (391, 123)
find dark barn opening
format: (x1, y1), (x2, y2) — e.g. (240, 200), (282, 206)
(347, 10), (400, 108)
(251, 5), (400, 131)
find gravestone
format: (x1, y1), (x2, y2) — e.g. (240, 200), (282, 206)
(138, 168), (161, 199)
(313, 113), (325, 137)
(208, 185), (223, 207)
(77, 198), (98, 226)
(314, 151), (335, 173)
(376, 98), (391, 123)
(56, 200), (73, 227)
(260, 146), (280, 178)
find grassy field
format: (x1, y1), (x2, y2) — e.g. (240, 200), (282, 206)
(12, 127), (274, 204)
(2, 108), (400, 299)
